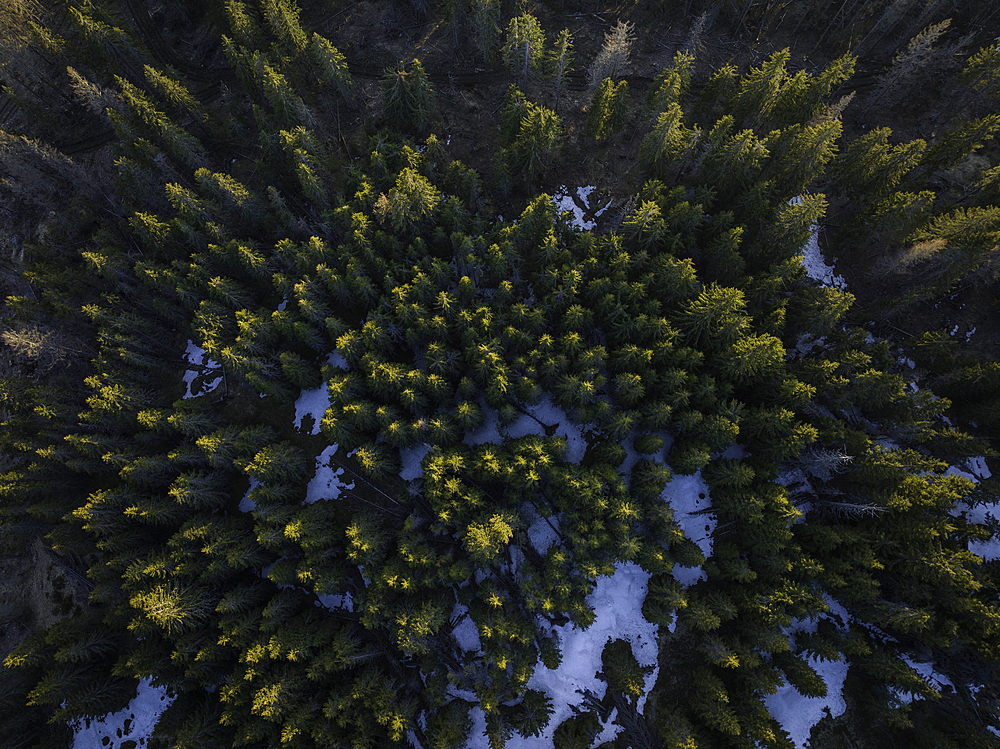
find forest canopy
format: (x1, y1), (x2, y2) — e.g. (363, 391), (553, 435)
(0, 1), (1000, 748)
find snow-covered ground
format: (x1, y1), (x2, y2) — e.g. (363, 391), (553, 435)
(552, 186), (611, 231)
(459, 398), (588, 465)
(793, 199), (846, 289)
(305, 443), (353, 503)
(660, 471), (715, 588)
(294, 382), (330, 435)
(948, 456), (998, 560)
(766, 596), (851, 747)
(71, 678), (174, 749)
(293, 351), (348, 435)
(464, 562), (659, 748)
(181, 340), (222, 398)
(238, 476), (260, 512)
(765, 653), (849, 747)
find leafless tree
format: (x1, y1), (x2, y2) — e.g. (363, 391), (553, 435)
(588, 20), (635, 90)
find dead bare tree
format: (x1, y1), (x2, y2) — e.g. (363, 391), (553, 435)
(588, 20), (635, 90)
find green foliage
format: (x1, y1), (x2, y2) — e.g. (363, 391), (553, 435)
(503, 13), (544, 84)
(495, 89), (562, 185)
(547, 29), (574, 112)
(586, 78), (629, 141)
(471, 0), (501, 63)
(4, 4), (1000, 748)
(381, 59), (436, 133)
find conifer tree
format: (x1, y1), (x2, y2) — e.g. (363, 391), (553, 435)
(958, 42), (1000, 106)
(547, 29), (574, 112)
(920, 114), (1000, 173)
(638, 103), (699, 180)
(471, 0), (501, 63)
(730, 48), (790, 127)
(646, 51), (695, 115)
(586, 78), (630, 141)
(503, 13), (545, 84)
(496, 95), (563, 185)
(828, 127), (926, 200)
(381, 59), (436, 133)
(307, 33), (353, 101)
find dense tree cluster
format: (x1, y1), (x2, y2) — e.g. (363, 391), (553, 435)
(0, 1), (999, 749)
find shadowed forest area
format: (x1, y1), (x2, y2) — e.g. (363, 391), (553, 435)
(1, 1), (1000, 748)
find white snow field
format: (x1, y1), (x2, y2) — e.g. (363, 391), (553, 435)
(660, 471), (715, 588)
(765, 597), (851, 748)
(71, 678), (174, 749)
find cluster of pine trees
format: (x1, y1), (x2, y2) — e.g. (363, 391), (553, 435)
(0, 1), (998, 748)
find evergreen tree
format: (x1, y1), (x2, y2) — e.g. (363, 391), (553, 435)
(547, 29), (574, 112)
(503, 13), (545, 84)
(381, 59), (436, 133)
(586, 78), (630, 141)
(471, 0), (501, 64)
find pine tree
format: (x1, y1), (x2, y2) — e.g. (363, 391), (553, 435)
(828, 128), (926, 200)
(920, 114), (1000, 173)
(384, 167), (442, 234)
(730, 48), (790, 128)
(307, 33), (353, 101)
(766, 117), (842, 198)
(548, 29), (574, 112)
(503, 13), (545, 84)
(771, 53), (855, 126)
(261, 0), (309, 57)
(143, 65), (207, 124)
(586, 78), (629, 141)
(638, 103), (699, 180)
(471, 0), (501, 64)
(381, 59), (436, 133)
(647, 51), (695, 115)
(958, 42), (1000, 106)
(497, 98), (563, 185)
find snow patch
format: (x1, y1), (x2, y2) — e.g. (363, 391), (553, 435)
(400, 443), (433, 482)
(660, 471), (714, 587)
(317, 591), (354, 612)
(238, 477), (259, 513)
(463, 404), (502, 447)
(325, 350), (350, 370)
(526, 511), (561, 554)
(764, 655), (848, 748)
(525, 563), (658, 744)
(294, 383), (331, 435)
(451, 604), (483, 653)
(305, 444), (352, 503)
(71, 678), (174, 749)
(463, 399), (588, 464)
(793, 198), (845, 289)
(551, 186), (611, 231)
(464, 563), (658, 748)
(902, 655), (954, 694)
(181, 340), (222, 399)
